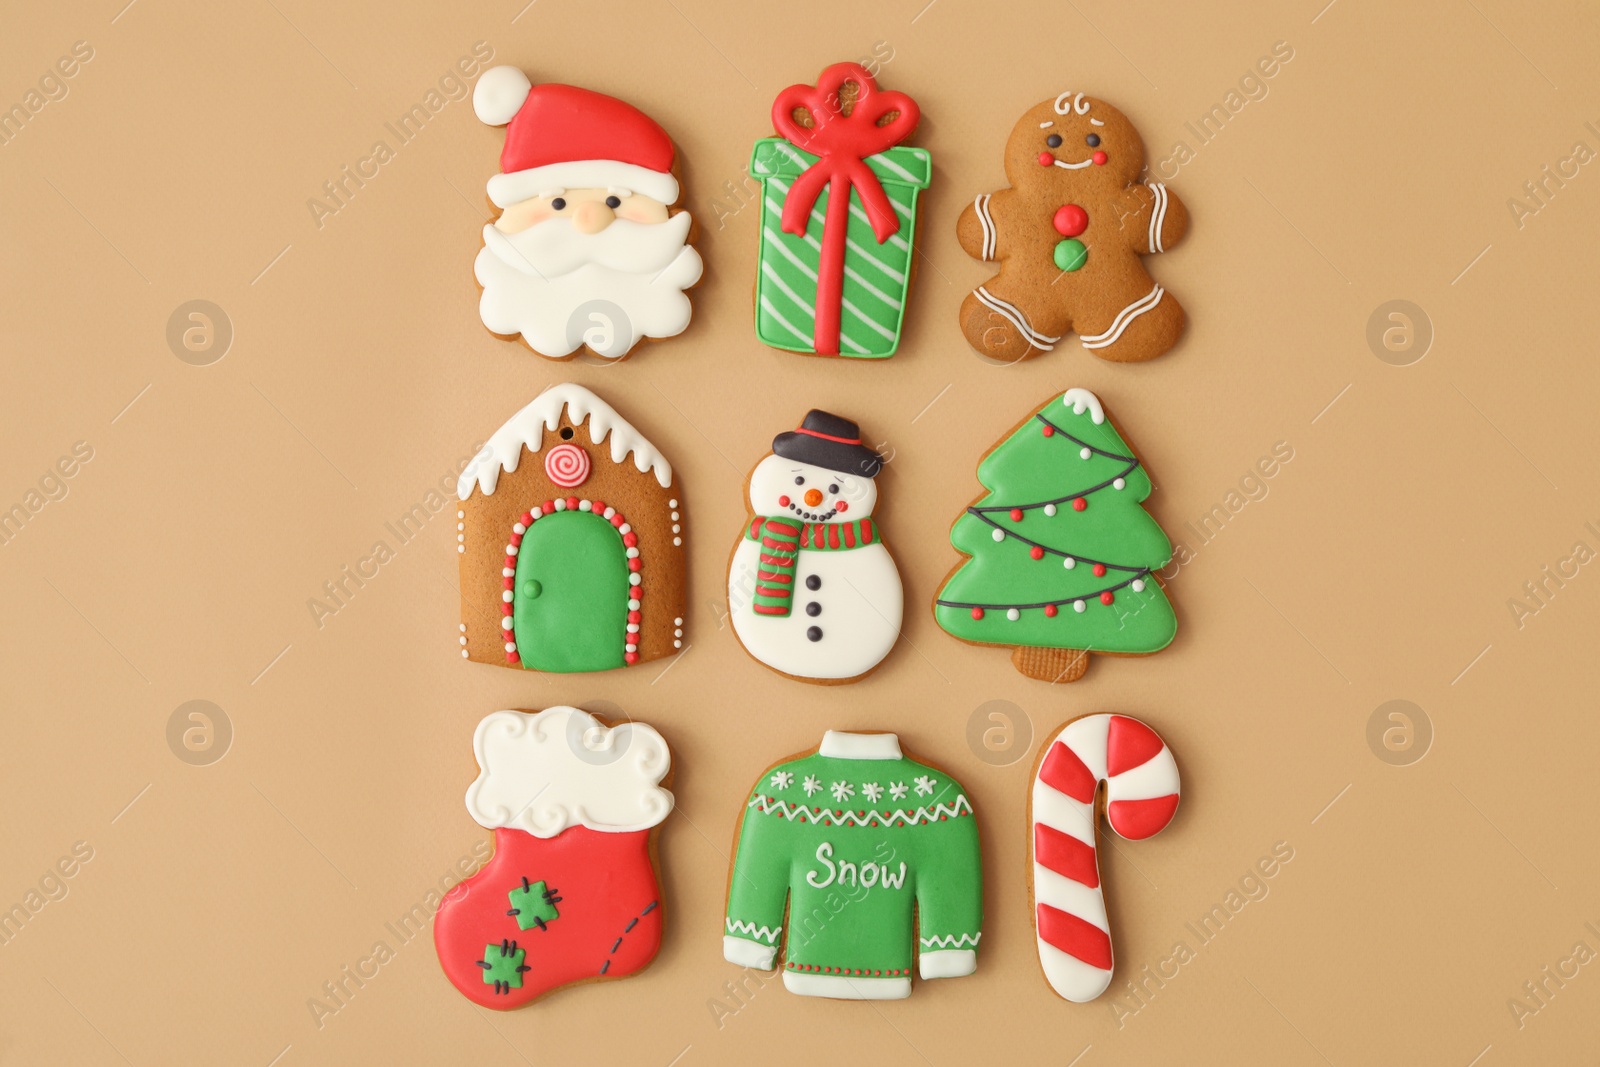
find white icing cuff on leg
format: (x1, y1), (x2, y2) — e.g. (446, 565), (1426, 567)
(723, 935), (778, 970)
(918, 948), (977, 980)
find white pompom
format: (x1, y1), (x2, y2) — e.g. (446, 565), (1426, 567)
(474, 66), (532, 126)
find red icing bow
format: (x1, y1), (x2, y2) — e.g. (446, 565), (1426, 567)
(770, 63), (920, 354)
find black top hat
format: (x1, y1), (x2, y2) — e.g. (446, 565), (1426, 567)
(771, 410), (884, 478)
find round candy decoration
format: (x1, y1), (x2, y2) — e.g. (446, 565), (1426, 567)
(1053, 239), (1088, 272)
(1053, 204), (1088, 237)
(543, 443), (592, 488)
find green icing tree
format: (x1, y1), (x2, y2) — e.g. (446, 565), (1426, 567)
(935, 388), (1176, 682)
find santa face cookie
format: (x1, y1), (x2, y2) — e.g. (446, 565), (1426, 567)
(748, 62), (930, 359)
(434, 707), (673, 1009)
(456, 383), (686, 673)
(472, 67), (704, 360)
(957, 93), (1188, 364)
(1030, 714), (1179, 1002)
(727, 410), (903, 683)
(723, 730), (981, 1000)
(933, 388), (1176, 683)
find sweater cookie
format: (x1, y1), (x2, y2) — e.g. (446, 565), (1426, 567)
(723, 731), (982, 1000)
(957, 92), (1188, 364)
(433, 707), (674, 1009)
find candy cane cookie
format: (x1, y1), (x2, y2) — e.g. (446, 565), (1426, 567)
(1030, 714), (1180, 1002)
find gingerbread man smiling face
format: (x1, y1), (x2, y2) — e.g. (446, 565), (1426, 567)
(957, 93), (1188, 364)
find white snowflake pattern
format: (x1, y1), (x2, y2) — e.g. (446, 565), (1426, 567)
(830, 780), (855, 803)
(862, 782), (884, 803)
(802, 775), (822, 797)
(888, 781), (909, 801)
(769, 771), (794, 791)
(913, 775), (936, 796)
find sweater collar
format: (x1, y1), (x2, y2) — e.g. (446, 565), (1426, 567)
(819, 731), (902, 760)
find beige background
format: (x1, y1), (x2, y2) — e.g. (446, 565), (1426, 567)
(3, 0), (1598, 1062)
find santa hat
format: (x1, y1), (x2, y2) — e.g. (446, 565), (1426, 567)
(473, 66), (680, 209)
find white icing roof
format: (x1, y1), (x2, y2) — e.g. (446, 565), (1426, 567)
(458, 382), (673, 500)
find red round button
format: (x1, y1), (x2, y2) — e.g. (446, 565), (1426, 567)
(1053, 204), (1088, 237)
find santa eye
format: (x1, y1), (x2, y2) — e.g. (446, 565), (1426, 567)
(828, 484), (839, 494)
(794, 476), (805, 486)
(1046, 134), (1062, 148)
(551, 197), (567, 210)
(605, 195), (621, 208)
(1086, 134), (1101, 147)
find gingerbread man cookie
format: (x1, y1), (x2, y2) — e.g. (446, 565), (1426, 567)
(957, 92), (1188, 364)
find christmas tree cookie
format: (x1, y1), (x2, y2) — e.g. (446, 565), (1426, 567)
(433, 707), (673, 1009)
(933, 388), (1176, 682)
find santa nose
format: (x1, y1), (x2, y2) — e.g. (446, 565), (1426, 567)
(803, 488), (824, 507)
(572, 200), (615, 234)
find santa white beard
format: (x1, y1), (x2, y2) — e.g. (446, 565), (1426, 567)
(475, 212), (703, 359)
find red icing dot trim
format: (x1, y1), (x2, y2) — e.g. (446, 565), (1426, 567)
(503, 499), (639, 667)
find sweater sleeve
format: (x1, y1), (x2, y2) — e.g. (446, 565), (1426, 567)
(723, 791), (791, 971)
(913, 792), (983, 980)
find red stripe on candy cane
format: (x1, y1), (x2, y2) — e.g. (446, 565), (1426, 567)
(1033, 823), (1099, 888)
(1036, 904), (1112, 970)
(1037, 739), (1096, 803)
(1031, 714), (1179, 1003)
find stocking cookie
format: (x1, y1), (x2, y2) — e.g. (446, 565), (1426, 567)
(472, 66), (703, 360)
(1030, 714), (1179, 1002)
(933, 388), (1176, 682)
(748, 62), (930, 358)
(723, 730), (982, 1000)
(456, 383), (686, 673)
(957, 92), (1188, 363)
(434, 706), (673, 1009)
(726, 410), (902, 683)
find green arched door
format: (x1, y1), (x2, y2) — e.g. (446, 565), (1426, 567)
(512, 511), (629, 672)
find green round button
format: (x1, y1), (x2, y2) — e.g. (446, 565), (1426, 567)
(521, 579), (541, 599)
(1053, 238), (1087, 272)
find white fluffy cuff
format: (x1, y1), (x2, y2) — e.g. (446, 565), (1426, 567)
(723, 936), (778, 971)
(918, 948), (977, 980)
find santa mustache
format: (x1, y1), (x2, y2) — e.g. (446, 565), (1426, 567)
(483, 211), (694, 280)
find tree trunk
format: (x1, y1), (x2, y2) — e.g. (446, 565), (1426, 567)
(1011, 645), (1090, 683)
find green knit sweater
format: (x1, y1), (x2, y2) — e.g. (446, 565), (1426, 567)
(723, 731), (982, 1000)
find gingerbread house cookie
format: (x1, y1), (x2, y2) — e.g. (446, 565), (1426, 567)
(455, 383), (686, 673)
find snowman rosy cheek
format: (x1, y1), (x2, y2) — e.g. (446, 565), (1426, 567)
(835, 501), (848, 513)
(779, 495), (791, 507)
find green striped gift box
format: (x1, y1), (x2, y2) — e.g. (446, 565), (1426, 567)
(748, 137), (931, 359)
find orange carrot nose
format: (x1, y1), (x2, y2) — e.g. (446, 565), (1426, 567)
(803, 488), (824, 507)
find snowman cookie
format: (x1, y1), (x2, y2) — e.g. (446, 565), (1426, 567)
(956, 92), (1188, 364)
(726, 411), (903, 683)
(433, 706), (673, 1009)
